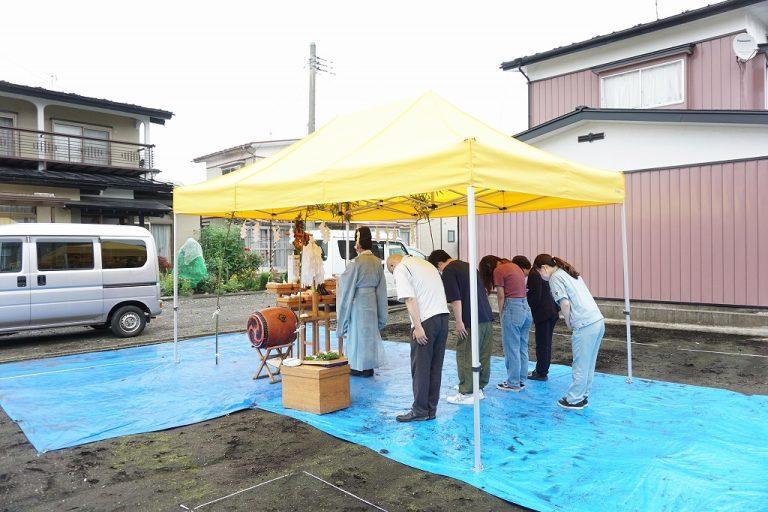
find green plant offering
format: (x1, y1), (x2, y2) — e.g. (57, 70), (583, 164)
(303, 352), (339, 362)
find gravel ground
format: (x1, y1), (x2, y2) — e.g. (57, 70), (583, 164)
(0, 292), (766, 511)
(0, 292), (276, 363)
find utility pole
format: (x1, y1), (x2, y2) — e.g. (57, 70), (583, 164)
(308, 42), (316, 134)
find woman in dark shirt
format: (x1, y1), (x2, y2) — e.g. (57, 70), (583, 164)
(511, 256), (558, 381)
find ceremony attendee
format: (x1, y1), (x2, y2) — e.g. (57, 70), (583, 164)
(479, 255), (532, 392)
(427, 250), (493, 405)
(387, 253), (449, 422)
(533, 254), (604, 410)
(511, 255), (558, 381)
(337, 227), (388, 377)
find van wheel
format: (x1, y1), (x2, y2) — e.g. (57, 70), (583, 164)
(111, 306), (147, 338)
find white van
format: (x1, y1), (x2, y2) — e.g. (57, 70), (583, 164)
(0, 224), (162, 338)
(312, 230), (411, 298)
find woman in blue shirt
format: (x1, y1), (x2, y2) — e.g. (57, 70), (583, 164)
(533, 254), (605, 410)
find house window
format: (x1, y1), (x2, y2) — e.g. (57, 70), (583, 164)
(0, 112), (16, 157)
(221, 162), (245, 175)
(600, 59), (684, 109)
(447, 230), (456, 243)
(0, 205), (36, 223)
(52, 121), (111, 165)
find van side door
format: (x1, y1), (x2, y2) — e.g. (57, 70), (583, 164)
(101, 237), (159, 317)
(0, 236), (30, 330)
(30, 237), (103, 326)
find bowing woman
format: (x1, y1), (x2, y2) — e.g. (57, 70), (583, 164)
(533, 254), (605, 410)
(336, 227), (388, 377)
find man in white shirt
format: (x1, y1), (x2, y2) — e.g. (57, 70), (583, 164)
(387, 253), (450, 422)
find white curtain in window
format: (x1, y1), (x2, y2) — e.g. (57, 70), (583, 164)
(602, 71), (641, 108)
(150, 224), (171, 259)
(641, 61), (683, 107)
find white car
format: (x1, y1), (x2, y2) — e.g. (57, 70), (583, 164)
(407, 247), (428, 260)
(312, 230), (412, 298)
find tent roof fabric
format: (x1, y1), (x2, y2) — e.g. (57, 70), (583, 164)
(173, 92), (624, 221)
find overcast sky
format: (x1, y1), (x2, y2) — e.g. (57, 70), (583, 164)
(3, 0), (711, 185)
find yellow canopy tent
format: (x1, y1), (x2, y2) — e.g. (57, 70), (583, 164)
(173, 92), (623, 220)
(172, 92), (632, 471)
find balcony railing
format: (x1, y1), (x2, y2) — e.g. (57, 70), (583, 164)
(0, 126), (155, 172)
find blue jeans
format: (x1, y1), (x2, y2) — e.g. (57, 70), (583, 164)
(566, 319), (605, 404)
(501, 298), (532, 386)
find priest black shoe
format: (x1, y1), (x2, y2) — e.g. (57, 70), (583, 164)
(396, 410), (429, 422)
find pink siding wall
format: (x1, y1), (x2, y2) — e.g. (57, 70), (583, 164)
(458, 159), (768, 307)
(530, 69), (600, 127)
(529, 33), (767, 127)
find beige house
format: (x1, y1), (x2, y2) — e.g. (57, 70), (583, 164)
(193, 140), (300, 270)
(0, 80), (187, 260)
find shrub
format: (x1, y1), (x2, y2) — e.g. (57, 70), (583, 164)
(160, 273), (173, 296)
(222, 275), (244, 293)
(160, 273), (194, 296)
(199, 224), (262, 279)
(258, 272), (271, 290)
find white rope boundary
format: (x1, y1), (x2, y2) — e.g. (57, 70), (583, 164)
(179, 471), (389, 511)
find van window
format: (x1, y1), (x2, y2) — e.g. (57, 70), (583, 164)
(0, 241), (22, 273)
(37, 241), (94, 271)
(102, 239), (147, 269)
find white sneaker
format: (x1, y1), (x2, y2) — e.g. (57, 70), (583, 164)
(447, 393), (475, 405)
(453, 385), (485, 399)
(449, 388), (485, 399)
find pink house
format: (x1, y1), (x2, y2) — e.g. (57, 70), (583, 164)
(461, 0), (768, 308)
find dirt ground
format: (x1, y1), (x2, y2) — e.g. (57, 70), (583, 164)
(0, 292), (766, 511)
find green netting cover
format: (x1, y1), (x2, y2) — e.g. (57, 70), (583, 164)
(177, 238), (207, 286)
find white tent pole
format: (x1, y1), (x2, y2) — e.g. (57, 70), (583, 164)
(621, 203), (633, 383)
(172, 213), (179, 364)
(467, 185), (482, 472)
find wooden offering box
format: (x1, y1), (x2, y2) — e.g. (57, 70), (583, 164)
(281, 363), (350, 415)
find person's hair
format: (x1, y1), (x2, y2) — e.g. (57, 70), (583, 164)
(511, 255), (531, 270)
(427, 249), (452, 268)
(355, 226), (373, 250)
(532, 253), (580, 279)
(479, 255), (509, 293)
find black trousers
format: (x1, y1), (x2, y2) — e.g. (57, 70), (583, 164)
(410, 313), (449, 417)
(534, 317), (558, 376)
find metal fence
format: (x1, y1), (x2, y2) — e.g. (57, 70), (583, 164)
(0, 126), (155, 170)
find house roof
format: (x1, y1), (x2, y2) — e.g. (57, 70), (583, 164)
(0, 81), (174, 124)
(0, 166), (173, 193)
(192, 139), (300, 163)
(500, 0), (765, 70)
(515, 107), (768, 141)
(68, 196), (171, 215)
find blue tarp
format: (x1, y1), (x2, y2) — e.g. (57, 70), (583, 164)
(0, 333), (766, 511)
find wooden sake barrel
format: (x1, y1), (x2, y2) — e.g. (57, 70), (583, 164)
(247, 307), (298, 349)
